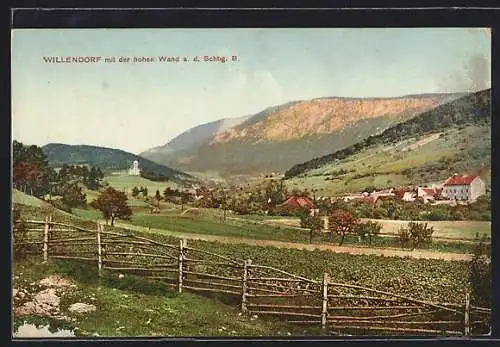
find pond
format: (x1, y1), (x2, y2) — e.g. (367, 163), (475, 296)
(13, 322), (75, 338)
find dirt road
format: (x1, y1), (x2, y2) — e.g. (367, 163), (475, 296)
(114, 221), (472, 262)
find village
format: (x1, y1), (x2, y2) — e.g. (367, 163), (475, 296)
(335, 173), (487, 206)
(170, 172), (488, 218)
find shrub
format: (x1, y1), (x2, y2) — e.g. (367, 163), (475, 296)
(50, 198), (73, 213)
(300, 214), (324, 243)
(397, 227), (411, 248)
(469, 235), (491, 308)
(355, 220), (382, 245)
(398, 221), (434, 249)
(12, 207), (36, 260)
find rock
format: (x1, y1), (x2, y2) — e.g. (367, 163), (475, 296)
(12, 288), (18, 298)
(118, 274), (125, 279)
(92, 332), (100, 337)
(39, 275), (77, 289)
(231, 330), (236, 334)
(33, 289), (60, 312)
(69, 303), (97, 314)
(16, 301), (36, 315)
(116, 326), (125, 331)
(54, 315), (72, 322)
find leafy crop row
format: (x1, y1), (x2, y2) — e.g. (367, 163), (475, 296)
(14, 204), (470, 305)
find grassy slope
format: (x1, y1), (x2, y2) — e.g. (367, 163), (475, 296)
(287, 124), (491, 195)
(285, 89), (490, 180)
(102, 173), (182, 196)
(13, 260), (303, 337)
(12, 189), (53, 208)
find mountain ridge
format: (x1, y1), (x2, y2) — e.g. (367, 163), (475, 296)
(140, 92), (466, 176)
(284, 88), (491, 180)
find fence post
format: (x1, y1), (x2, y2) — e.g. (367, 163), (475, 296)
(178, 239), (186, 293)
(322, 272), (329, 330)
(241, 259), (251, 313)
(97, 223), (103, 277)
(464, 289), (471, 335)
(42, 215), (50, 263)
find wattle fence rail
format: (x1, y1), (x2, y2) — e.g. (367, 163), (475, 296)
(13, 216), (491, 336)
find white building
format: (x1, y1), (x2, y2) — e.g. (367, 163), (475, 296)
(402, 191), (416, 202)
(128, 160), (140, 176)
(442, 174), (486, 202)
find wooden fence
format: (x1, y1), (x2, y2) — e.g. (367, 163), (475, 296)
(13, 216), (491, 336)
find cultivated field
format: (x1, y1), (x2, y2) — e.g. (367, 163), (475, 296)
(260, 216), (491, 241)
(13, 202), (473, 305)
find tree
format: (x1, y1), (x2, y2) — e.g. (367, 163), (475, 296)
(398, 221), (434, 249)
(90, 187), (132, 226)
(300, 213), (324, 243)
(355, 220), (382, 245)
(131, 186), (140, 197)
(86, 166), (104, 190)
(12, 206), (30, 260)
(154, 189), (162, 211)
(397, 227), (411, 248)
(327, 210), (359, 246)
(13, 162), (46, 196)
(469, 235), (491, 308)
(61, 182), (87, 210)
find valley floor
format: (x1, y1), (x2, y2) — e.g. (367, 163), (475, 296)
(113, 220), (472, 261)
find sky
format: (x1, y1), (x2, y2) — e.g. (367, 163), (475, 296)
(11, 28), (491, 154)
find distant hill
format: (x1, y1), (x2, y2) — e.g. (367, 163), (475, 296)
(140, 114), (252, 158)
(141, 93), (464, 176)
(282, 89), (491, 195)
(42, 143), (195, 183)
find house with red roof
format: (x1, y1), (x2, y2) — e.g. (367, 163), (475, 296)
(278, 195), (317, 215)
(393, 187), (416, 202)
(442, 174), (485, 202)
(417, 186), (443, 204)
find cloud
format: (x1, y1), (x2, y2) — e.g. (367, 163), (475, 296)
(436, 53), (491, 93)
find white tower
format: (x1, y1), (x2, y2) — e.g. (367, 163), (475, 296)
(129, 160), (140, 175)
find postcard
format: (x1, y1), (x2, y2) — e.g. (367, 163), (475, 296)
(11, 26), (491, 338)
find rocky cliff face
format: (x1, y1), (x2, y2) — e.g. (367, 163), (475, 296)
(211, 95), (455, 144)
